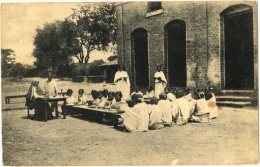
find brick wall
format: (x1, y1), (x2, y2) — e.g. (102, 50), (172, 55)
(115, 1), (258, 91)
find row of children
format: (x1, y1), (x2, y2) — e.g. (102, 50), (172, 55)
(65, 86), (218, 132)
(65, 88), (116, 108)
(120, 86), (218, 132)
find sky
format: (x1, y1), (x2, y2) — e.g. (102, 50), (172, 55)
(1, 2), (113, 66)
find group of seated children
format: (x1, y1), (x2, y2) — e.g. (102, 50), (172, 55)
(64, 86), (218, 133)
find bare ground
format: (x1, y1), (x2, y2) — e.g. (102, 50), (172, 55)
(2, 106), (258, 166)
(1, 78), (259, 165)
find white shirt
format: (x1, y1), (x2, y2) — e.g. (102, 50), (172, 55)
(44, 80), (58, 97)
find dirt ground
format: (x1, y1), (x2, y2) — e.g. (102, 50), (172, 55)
(2, 106), (259, 166)
(1, 78), (259, 165)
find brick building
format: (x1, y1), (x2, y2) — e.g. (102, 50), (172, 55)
(115, 1), (258, 92)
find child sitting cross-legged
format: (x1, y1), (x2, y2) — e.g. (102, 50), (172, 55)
(147, 97), (164, 130)
(157, 92), (173, 127)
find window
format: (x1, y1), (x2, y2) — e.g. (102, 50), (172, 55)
(146, 2), (163, 17)
(148, 2), (162, 12)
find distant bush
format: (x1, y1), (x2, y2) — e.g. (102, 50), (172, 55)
(69, 60), (104, 77)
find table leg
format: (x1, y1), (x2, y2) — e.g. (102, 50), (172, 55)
(63, 99), (66, 119)
(44, 102), (48, 122)
(55, 103), (58, 119)
(113, 114), (119, 128)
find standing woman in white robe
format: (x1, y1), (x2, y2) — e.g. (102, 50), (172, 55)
(114, 64), (131, 100)
(154, 65), (167, 99)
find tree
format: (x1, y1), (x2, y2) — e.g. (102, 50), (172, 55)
(107, 55), (117, 62)
(1, 48), (16, 77)
(70, 2), (116, 64)
(33, 20), (80, 76)
(9, 63), (26, 79)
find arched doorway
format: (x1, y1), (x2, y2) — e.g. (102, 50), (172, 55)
(164, 20), (186, 87)
(221, 5), (254, 89)
(131, 28), (149, 89)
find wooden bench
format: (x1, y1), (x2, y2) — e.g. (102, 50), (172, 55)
(5, 95), (27, 104)
(5, 92), (67, 104)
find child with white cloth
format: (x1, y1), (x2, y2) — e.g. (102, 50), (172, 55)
(148, 97), (164, 130)
(132, 94), (150, 132)
(157, 93), (173, 127)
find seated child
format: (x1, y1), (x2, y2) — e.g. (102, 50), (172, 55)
(103, 91), (128, 123)
(175, 88), (197, 125)
(62, 89), (77, 115)
(109, 91), (128, 111)
(78, 89), (88, 104)
(91, 90), (101, 107)
(132, 94), (149, 132)
(129, 93), (138, 107)
(144, 86), (155, 98)
(157, 92), (173, 127)
(164, 87), (177, 104)
(66, 89), (77, 105)
(98, 89), (109, 108)
(106, 91), (115, 106)
(205, 86), (218, 119)
(189, 92), (210, 123)
(148, 97), (164, 130)
(131, 86), (143, 97)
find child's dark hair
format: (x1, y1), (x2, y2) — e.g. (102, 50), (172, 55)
(108, 91), (115, 101)
(78, 89), (84, 94)
(115, 91), (123, 98)
(159, 93), (166, 100)
(150, 97), (157, 105)
(91, 90), (98, 99)
(67, 89), (73, 95)
(135, 94), (143, 103)
(102, 89), (109, 97)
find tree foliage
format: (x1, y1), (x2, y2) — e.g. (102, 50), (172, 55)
(70, 2), (116, 64)
(1, 49), (15, 77)
(1, 49), (27, 79)
(32, 2), (116, 77)
(33, 20), (80, 76)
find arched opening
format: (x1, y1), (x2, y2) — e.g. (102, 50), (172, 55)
(164, 20), (186, 87)
(131, 28), (149, 89)
(221, 5), (254, 89)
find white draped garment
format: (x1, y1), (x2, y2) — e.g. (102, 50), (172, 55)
(114, 71), (131, 100)
(154, 71), (167, 98)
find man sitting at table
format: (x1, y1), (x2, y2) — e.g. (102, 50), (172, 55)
(26, 80), (45, 120)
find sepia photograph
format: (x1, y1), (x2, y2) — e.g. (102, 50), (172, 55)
(1, 0), (259, 166)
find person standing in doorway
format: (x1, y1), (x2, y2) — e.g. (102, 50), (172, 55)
(154, 65), (167, 99)
(114, 64), (131, 100)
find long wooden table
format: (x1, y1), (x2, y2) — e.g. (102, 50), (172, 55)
(35, 96), (67, 122)
(65, 104), (123, 127)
